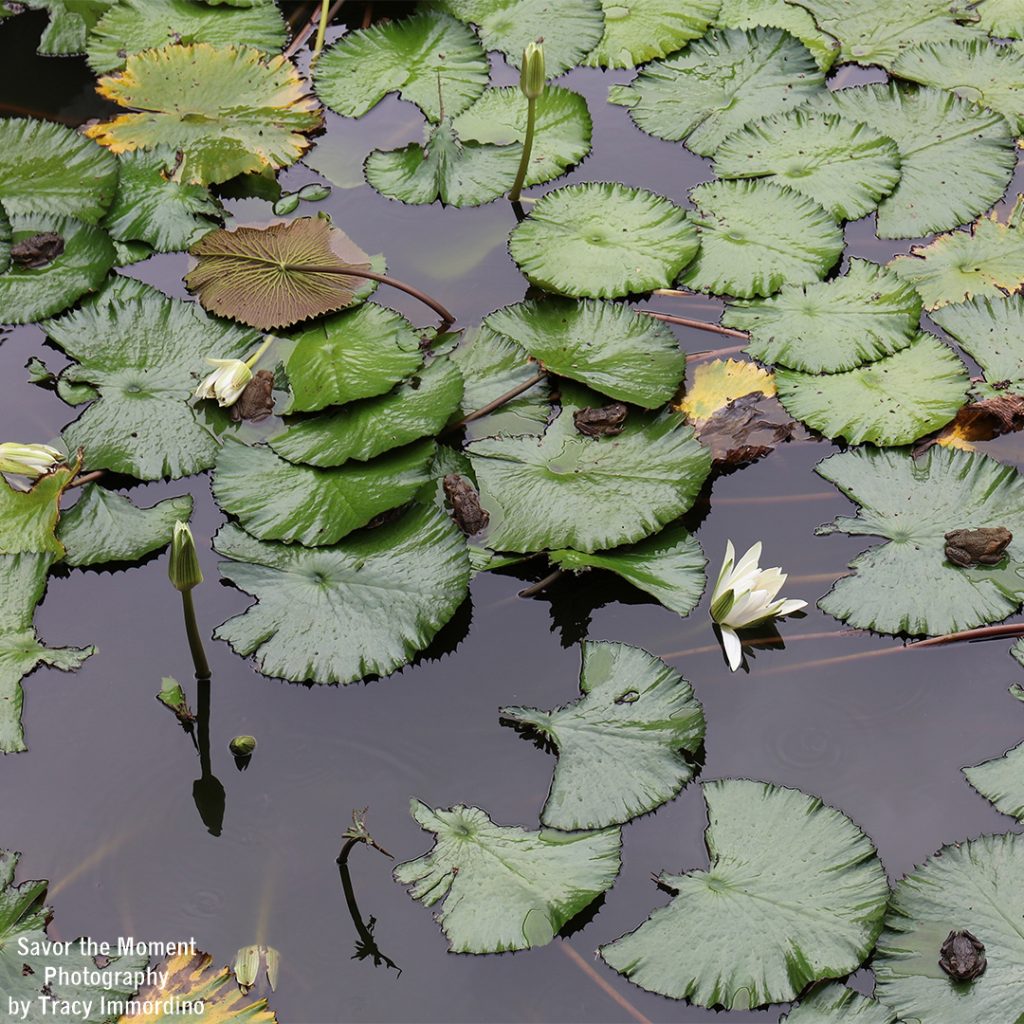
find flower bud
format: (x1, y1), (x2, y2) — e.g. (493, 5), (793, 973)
(0, 442), (65, 479)
(168, 521), (203, 592)
(520, 40), (545, 100)
(229, 735), (257, 756)
(194, 358), (252, 407)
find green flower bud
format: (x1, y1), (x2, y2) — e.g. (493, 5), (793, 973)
(229, 734), (257, 756)
(168, 521), (203, 592)
(520, 39), (545, 100)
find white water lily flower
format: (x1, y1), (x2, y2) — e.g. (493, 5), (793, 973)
(710, 540), (807, 671)
(0, 442), (65, 479)
(195, 358), (252, 407)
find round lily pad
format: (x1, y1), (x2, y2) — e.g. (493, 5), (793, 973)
(714, 0), (840, 71)
(584, 0), (719, 69)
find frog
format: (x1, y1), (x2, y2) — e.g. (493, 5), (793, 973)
(573, 403), (628, 437)
(943, 526), (1012, 567)
(939, 929), (986, 982)
(230, 370), (275, 423)
(10, 232), (64, 269)
(443, 473), (489, 535)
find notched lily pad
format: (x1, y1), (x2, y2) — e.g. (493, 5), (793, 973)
(714, 0), (839, 71)
(584, 0), (718, 69)
(931, 294), (1024, 395)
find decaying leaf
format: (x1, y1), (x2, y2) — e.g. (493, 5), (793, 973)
(916, 393), (1024, 454)
(676, 357), (776, 424)
(697, 391), (804, 468)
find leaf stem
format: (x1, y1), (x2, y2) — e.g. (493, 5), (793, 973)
(448, 370), (546, 430)
(518, 569), (563, 598)
(637, 309), (748, 339)
(312, 0), (330, 61)
(283, 0), (345, 60)
(910, 622), (1024, 649)
(65, 469), (105, 490)
(508, 95), (537, 204)
(181, 590), (211, 682)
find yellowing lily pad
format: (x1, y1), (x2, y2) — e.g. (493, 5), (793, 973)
(677, 358), (775, 424)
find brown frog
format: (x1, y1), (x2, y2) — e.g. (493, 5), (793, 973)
(230, 370), (275, 423)
(11, 232), (64, 269)
(939, 929), (986, 982)
(573, 403), (628, 437)
(943, 526), (1012, 567)
(443, 474), (489, 535)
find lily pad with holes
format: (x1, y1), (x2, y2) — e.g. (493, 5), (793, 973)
(483, 298), (686, 408)
(584, 0), (719, 69)
(500, 641), (706, 830)
(713, 110), (901, 221)
(314, 10), (488, 122)
(726, 259), (921, 373)
(395, 799), (622, 953)
(600, 779), (889, 1009)
(931, 295), (1024, 393)
(681, 180), (843, 299)
(213, 503), (470, 684)
(508, 182), (697, 298)
(782, 983), (897, 1024)
(608, 28), (825, 157)
(815, 446), (1024, 636)
(86, 43), (322, 185)
(715, 0), (839, 71)
(964, 740), (1024, 822)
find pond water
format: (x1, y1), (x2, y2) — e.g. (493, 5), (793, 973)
(3, 7), (1024, 1023)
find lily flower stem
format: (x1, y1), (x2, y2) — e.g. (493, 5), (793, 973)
(245, 335), (275, 370)
(181, 590), (211, 683)
(637, 309), (749, 340)
(312, 0), (331, 61)
(283, 0), (344, 60)
(508, 96), (537, 204)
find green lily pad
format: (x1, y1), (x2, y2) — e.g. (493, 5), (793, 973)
(977, 0), (1024, 38)
(0, 212), (116, 325)
(46, 276), (261, 480)
(726, 258), (922, 373)
(500, 640), (705, 830)
(394, 799), (622, 953)
(931, 295), (1024, 391)
(314, 11), (488, 122)
(782, 983), (897, 1024)
(213, 503), (470, 684)
(680, 180), (843, 299)
(0, 117), (119, 223)
(775, 333), (969, 447)
(809, 83), (1016, 239)
(715, 0), (839, 71)
(608, 28), (825, 157)
(815, 446), (1024, 636)
(483, 298), (686, 408)
(874, 834), (1024, 1024)
(58, 486), (193, 566)
(284, 302), (423, 413)
(211, 440), (435, 546)
(964, 739), (1024, 822)
(451, 85), (592, 189)
(713, 110), (901, 221)
(0, 463), (78, 559)
(548, 522), (706, 617)
(600, 779), (889, 1009)
(584, 0), (718, 69)
(508, 182), (698, 298)
(23, 0), (114, 55)
(269, 358), (463, 467)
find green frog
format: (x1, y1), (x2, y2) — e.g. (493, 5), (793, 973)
(943, 527), (1012, 567)
(939, 929), (986, 982)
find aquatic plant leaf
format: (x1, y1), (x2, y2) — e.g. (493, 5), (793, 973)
(212, 440), (434, 546)
(451, 85), (592, 188)
(468, 393), (711, 553)
(23, 0), (113, 54)
(809, 83), (1016, 239)
(186, 218), (374, 331)
(0, 118), (119, 223)
(584, 0), (718, 68)
(508, 182), (697, 298)
(600, 779), (889, 1008)
(365, 119), (521, 208)
(714, 0), (839, 70)
(931, 295), (1024, 393)
(314, 11), (487, 122)
(874, 834), (1024, 1023)
(395, 799), (621, 953)
(501, 641), (705, 830)
(283, 302), (422, 413)
(726, 259), (922, 373)
(977, 0), (1024, 38)
(270, 358), (463, 467)
(433, 0), (604, 75)
(680, 180), (843, 299)
(713, 110), (900, 221)
(964, 740), (1024, 822)
(86, 0), (286, 72)
(782, 982), (897, 1024)
(213, 504), (470, 684)
(815, 446), (1024, 635)
(608, 28), (825, 157)
(0, 212), (116, 325)
(85, 43), (321, 185)
(46, 276), (261, 480)
(484, 298), (686, 408)
(0, 204), (8, 273)
(549, 523), (706, 617)
(59, 486), (192, 567)
(0, 464), (78, 559)
(677, 357), (775, 423)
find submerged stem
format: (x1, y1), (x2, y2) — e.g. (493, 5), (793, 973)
(508, 95), (537, 204)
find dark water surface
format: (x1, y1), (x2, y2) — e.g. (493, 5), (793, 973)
(3, 10), (1024, 1023)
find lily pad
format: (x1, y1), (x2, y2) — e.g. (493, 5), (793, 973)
(931, 294), (1024, 392)
(483, 298), (686, 408)
(874, 833), (1024, 1024)
(809, 83), (1016, 239)
(500, 640), (705, 830)
(269, 358), (463, 467)
(314, 11), (488, 122)
(608, 28), (825, 157)
(677, 357), (776, 423)
(680, 180), (843, 298)
(86, 43), (322, 185)
(977, 0), (1024, 38)
(815, 445), (1024, 636)
(23, 0), (113, 54)
(0, 117), (119, 223)
(211, 440), (435, 546)
(508, 182), (698, 298)
(727, 259), (922, 373)
(394, 799), (621, 953)
(584, 0), (719, 69)
(600, 779), (889, 1009)
(0, 462), (78, 558)
(213, 504), (470, 684)
(715, 0), (839, 71)
(782, 983), (897, 1024)
(964, 740), (1024, 821)
(713, 110), (901, 221)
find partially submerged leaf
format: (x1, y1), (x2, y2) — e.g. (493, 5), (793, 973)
(964, 739), (1024, 822)
(584, 0), (718, 69)
(500, 640), (705, 830)
(919, 393), (1024, 451)
(714, 0), (839, 71)
(394, 799), (622, 953)
(931, 294), (1024, 393)
(157, 675), (195, 726)
(677, 357), (776, 423)
(696, 391), (802, 467)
